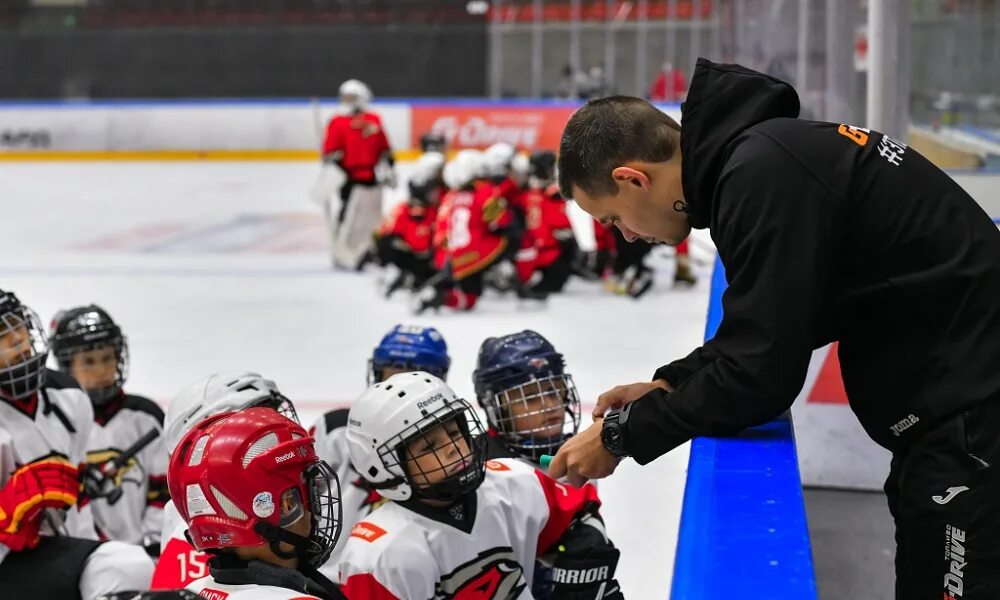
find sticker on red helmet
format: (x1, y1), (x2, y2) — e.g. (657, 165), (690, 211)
(252, 491), (275, 518)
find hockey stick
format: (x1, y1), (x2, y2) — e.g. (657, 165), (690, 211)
(82, 428), (161, 505)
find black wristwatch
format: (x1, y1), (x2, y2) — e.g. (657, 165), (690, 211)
(601, 402), (634, 459)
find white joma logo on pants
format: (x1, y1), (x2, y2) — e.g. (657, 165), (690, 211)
(933, 486), (970, 505)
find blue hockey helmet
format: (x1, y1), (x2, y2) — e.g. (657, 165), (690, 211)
(368, 324), (450, 384)
(472, 330), (580, 462)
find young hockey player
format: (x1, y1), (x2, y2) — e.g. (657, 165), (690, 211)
(310, 324), (450, 574)
(374, 151), (446, 297)
(317, 78), (395, 270)
(416, 149), (513, 313)
(49, 305), (168, 554)
(151, 371), (299, 590)
(169, 407), (346, 599)
(473, 330), (581, 466)
(514, 151), (581, 297)
(0, 289), (154, 598)
(338, 372), (623, 599)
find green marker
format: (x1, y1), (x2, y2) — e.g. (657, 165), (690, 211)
(540, 454), (554, 468)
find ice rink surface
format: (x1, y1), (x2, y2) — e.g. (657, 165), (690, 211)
(0, 160), (718, 598)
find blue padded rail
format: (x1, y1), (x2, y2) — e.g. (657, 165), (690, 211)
(670, 256), (817, 599)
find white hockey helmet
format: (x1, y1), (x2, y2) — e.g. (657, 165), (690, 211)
(483, 142), (517, 180)
(346, 371), (487, 502)
(442, 149), (485, 191)
(409, 151), (446, 188)
(163, 371), (298, 456)
(338, 79), (372, 112)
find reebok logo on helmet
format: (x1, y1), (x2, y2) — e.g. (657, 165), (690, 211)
(417, 393), (445, 410)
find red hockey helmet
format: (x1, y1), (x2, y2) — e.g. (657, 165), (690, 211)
(168, 407), (342, 569)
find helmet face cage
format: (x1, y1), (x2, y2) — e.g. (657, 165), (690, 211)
(0, 306), (49, 401)
(485, 374), (581, 462)
(253, 391), (300, 425)
(302, 460), (343, 568)
(54, 335), (129, 405)
(378, 398), (487, 502)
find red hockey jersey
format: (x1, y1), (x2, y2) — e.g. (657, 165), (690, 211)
(378, 202), (437, 256)
(516, 186), (574, 282)
(434, 181), (511, 280)
(321, 112), (391, 182)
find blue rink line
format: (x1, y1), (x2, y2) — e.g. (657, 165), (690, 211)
(670, 257), (817, 599)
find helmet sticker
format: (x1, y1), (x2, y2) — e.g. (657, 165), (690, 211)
(252, 491), (275, 518)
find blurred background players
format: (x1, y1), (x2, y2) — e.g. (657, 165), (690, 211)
(473, 329), (581, 467)
(415, 149), (513, 313)
(50, 305), (168, 556)
(374, 151), (446, 298)
(514, 151), (581, 298)
(168, 408), (345, 599)
(0, 288), (154, 599)
(311, 323), (450, 573)
(313, 78), (396, 271)
(152, 371), (299, 590)
(340, 372), (623, 599)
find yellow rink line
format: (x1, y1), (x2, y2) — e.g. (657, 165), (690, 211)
(0, 149), (424, 162)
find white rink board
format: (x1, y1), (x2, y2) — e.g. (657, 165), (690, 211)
(0, 160), (717, 599)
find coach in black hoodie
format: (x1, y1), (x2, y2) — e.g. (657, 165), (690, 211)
(548, 59), (1000, 597)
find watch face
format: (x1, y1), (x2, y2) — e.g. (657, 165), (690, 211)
(602, 427), (621, 448)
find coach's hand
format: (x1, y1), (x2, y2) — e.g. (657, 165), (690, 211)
(592, 379), (671, 418)
(547, 419), (618, 488)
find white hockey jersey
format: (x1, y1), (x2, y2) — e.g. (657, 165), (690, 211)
(86, 393), (167, 545)
(0, 369), (98, 565)
(187, 574), (321, 600)
(337, 457), (600, 600)
(310, 409), (383, 571)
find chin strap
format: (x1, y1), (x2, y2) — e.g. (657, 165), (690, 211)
(253, 521), (321, 562)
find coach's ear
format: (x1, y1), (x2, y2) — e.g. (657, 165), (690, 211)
(611, 167), (650, 191)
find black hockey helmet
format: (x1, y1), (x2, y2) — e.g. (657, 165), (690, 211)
(419, 132), (447, 154)
(529, 150), (557, 187)
(50, 305), (129, 406)
(0, 289), (49, 401)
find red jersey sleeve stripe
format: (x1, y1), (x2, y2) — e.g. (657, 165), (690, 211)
(342, 573), (400, 600)
(534, 469), (601, 555)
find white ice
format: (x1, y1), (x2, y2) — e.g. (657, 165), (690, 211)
(0, 160), (717, 599)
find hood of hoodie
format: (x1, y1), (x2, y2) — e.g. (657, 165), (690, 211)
(680, 58), (801, 229)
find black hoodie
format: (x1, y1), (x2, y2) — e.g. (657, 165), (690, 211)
(624, 59), (1000, 462)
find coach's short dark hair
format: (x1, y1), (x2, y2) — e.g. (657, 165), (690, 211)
(558, 96), (681, 199)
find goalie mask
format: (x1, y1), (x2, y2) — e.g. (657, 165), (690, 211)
(164, 371), (299, 457)
(473, 330), (581, 463)
(49, 305), (129, 407)
(0, 289), (49, 402)
(168, 408), (342, 569)
(346, 372), (487, 503)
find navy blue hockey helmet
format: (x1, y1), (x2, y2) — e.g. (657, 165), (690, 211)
(49, 305), (129, 406)
(472, 330), (580, 462)
(368, 324), (451, 384)
(0, 289), (49, 401)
